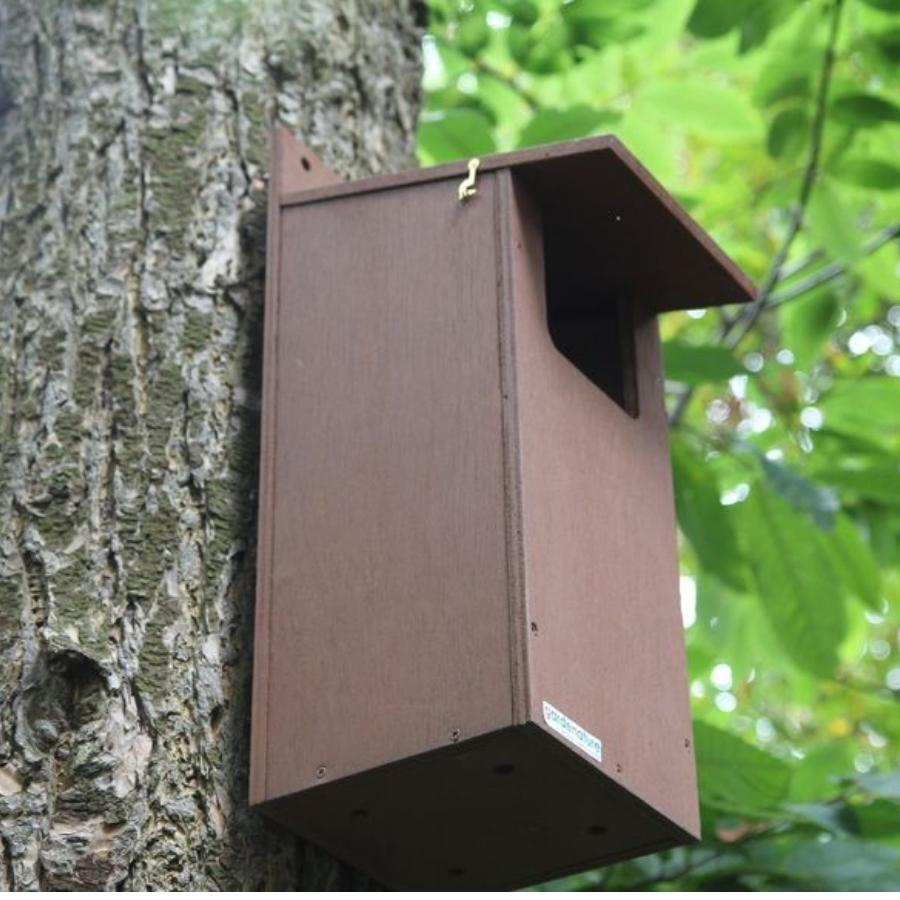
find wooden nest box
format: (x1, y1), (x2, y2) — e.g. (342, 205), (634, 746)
(250, 128), (755, 890)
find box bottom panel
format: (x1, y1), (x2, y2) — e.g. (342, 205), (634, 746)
(257, 724), (695, 890)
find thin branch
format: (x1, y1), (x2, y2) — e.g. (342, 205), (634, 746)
(767, 221), (900, 307)
(669, 0), (846, 427)
(472, 58), (541, 112)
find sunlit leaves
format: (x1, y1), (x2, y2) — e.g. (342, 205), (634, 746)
(741, 486), (846, 677)
(694, 720), (792, 816)
(417, 109), (495, 162)
(820, 378), (900, 439)
(636, 82), (762, 140)
(828, 515), (884, 612)
(422, 0), (900, 890)
(779, 287), (839, 369)
(672, 439), (748, 591)
(507, 20), (572, 74)
(807, 178), (863, 263)
(457, 14), (490, 55)
(516, 105), (618, 148)
(664, 341), (745, 384)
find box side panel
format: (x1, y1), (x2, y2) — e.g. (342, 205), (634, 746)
(263, 175), (513, 800)
(506, 177), (699, 835)
(250, 127), (341, 804)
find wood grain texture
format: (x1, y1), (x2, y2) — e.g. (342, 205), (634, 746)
(263, 174), (512, 800)
(281, 136), (757, 311)
(249, 133), (759, 886)
(251, 128), (342, 805)
(506, 175), (699, 835)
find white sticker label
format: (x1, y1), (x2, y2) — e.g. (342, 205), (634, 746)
(542, 701), (603, 763)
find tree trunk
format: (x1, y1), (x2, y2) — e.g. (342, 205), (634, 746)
(0, 0), (423, 889)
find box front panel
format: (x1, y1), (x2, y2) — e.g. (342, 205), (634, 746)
(262, 176), (513, 799)
(506, 177), (699, 835)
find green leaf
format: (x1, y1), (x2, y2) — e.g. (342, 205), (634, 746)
(753, 52), (817, 107)
(812, 459), (900, 504)
(766, 106), (809, 160)
(807, 178), (863, 263)
(561, 0), (652, 46)
(868, 27), (900, 65)
(820, 378), (900, 437)
(694, 720), (792, 816)
(639, 82), (761, 139)
(738, 0), (796, 53)
(832, 158), (900, 190)
(857, 771), (900, 802)
(663, 341), (745, 384)
(417, 109), (495, 162)
(741, 486), (847, 677)
(831, 92), (900, 128)
(856, 799), (900, 840)
(779, 286), (839, 369)
(516, 106), (618, 149)
(827, 515), (883, 612)
(671, 439), (748, 591)
(561, 0), (657, 24)
(858, 0), (900, 10)
(457, 14), (490, 56)
(509, 0), (539, 27)
(686, 0), (750, 38)
(790, 742), (856, 802)
(779, 838), (900, 891)
(509, 20), (572, 74)
(787, 802), (860, 835)
(759, 458), (839, 530)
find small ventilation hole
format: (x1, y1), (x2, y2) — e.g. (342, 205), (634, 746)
(447, 867), (465, 878)
(301, 157), (311, 171)
(492, 763), (515, 775)
(587, 824), (608, 836)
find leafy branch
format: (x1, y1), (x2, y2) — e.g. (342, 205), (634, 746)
(669, 0), (847, 428)
(767, 221), (900, 307)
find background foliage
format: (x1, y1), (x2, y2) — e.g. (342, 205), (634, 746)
(420, 0), (899, 889)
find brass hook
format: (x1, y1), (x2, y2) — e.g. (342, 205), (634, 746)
(458, 158), (480, 202)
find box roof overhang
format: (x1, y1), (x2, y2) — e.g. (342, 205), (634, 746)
(280, 135), (757, 315)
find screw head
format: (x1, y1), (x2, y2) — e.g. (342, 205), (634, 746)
(449, 728), (461, 743)
(315, 766), (327, 779)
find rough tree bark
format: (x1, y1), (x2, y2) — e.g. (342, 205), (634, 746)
(0, 0), (423, 889)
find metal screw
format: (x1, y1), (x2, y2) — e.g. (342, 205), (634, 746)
(684, 738), (691, 749)
(530, 621), (539, 635)
(615, 763), (623, 775)
(315, 766), (327, 779)
(449, 728), (461, 743)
